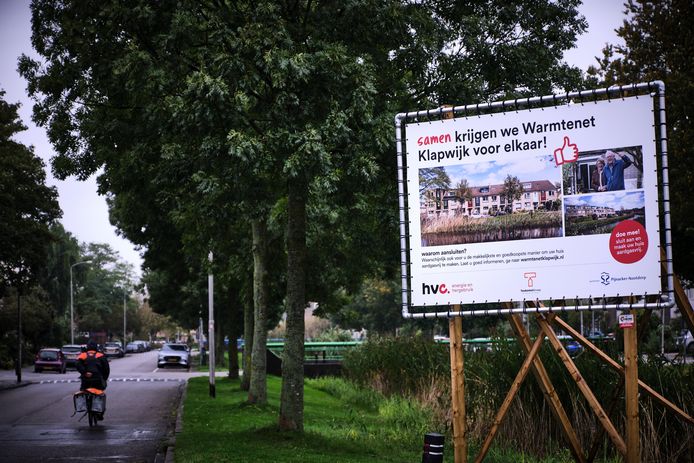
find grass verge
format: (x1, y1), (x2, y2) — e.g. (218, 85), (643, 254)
(175, 376), (425, 462)
(175, 376), (591, 463)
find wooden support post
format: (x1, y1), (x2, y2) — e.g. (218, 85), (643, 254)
(474, 327), (546, 463)
(662, 249), (694, 335)
(536, 314), (627, 456)
(449, 311), (466, 463)
(508, 314), (586, 463)
(551, 316), (694, 425)
(623, 309), (640, 463)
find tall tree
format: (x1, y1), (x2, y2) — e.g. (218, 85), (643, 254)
(74, 243), (134, 337)
(502, 174), (525, 212)
(0, 90), (61, 293)
(586, 0), (694, 280)
(248, 218), (269, 403)
(454, 179), (473, 205)
(37, 223), (81, 343)
(419, 167), (452, 196)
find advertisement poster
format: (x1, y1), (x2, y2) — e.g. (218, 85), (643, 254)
(405, 96), (660, 307)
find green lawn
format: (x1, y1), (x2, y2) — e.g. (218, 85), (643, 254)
(175, 376), (427, 463)
(174, 376), (585, 463)
(193, 351), (243, 372)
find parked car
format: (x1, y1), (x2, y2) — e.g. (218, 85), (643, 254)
(587, 330), (606, 339)
(34, 348), (66, 373)
(125, 342), (140, 353)
(157, 343), (190, 369)
(104, 341), (124, 358)
(134, 340), (149, 352)
(61, 344), (83, 368)
(565, 340), (584, 357)
(677, 330), (694, 355)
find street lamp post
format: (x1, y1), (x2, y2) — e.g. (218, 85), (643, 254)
(70, 261), (91, 344)
(208, 251), (215, 398)
(123, 285), (127, 348)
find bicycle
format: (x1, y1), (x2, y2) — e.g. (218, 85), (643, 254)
(73, 388), (107, 427)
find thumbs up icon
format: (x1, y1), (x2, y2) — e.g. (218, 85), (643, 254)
(553, 136), (579, 166)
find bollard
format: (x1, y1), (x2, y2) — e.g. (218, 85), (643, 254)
(422, 432), (445, 463)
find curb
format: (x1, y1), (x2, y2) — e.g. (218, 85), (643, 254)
(164, 379), (188, 463)
(0, 381), (33, 392)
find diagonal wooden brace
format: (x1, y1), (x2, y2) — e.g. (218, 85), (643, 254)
(552, 315), (694, 426)
(508, 314), (587, 463)
(535, 314), (627, 456)
(474, 323), (547, 463)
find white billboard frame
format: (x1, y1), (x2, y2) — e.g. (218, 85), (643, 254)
(395, 82), (674, 318)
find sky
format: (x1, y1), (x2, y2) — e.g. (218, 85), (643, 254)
(442, 154), (561, 188)
(565, 190), (645, 211)
(0, 0), (626, 277)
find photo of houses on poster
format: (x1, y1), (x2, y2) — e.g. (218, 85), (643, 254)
(419, 155), (562, 246)
(564, 191), (646, 236)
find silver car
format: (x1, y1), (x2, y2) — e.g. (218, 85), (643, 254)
(104, 341), (124, 358)
(61, 344), (83, 368)
(157, 343), (190, 369)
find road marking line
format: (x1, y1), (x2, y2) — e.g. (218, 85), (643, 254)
(36, 377), (186, 384)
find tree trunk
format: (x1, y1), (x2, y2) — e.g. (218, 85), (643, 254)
(240, 289), (253, 390)
(216, 319), (225, 368)
(227, 295), (241, 379)
(279, 179), (306, 431)
(248, 217), (269, 403)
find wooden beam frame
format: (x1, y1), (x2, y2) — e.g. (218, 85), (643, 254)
(623, 309), (640, 463)
(551, 316), (694, 425)
(508, 314), (586, 463)
(474, 325), (547, 463)
(535, 314), (627, 455)
(457, 294), (693, 462)
(449, 312), (467, 463)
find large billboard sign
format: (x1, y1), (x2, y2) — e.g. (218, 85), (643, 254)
(401, 95), (662, 309)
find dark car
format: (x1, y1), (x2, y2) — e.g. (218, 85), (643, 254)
(565, 340), (583, 357)
(61, 344), (83, 368)
(157, 343), (190, 369)
(35, 348), (67, 373)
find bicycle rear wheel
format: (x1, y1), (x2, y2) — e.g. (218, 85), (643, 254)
(86, 395), (97, 427)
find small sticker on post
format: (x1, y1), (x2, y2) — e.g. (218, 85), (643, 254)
(619, 313), (635, 328)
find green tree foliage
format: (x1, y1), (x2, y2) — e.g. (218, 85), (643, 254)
(0, 288), (53, 368)
(419, 167), (451, 195)
(454, 179), (473, 204)
(73, 243), (135, 338)
(394, 0), (586, 105)
(332, 277), (403, 336)
(586, 0), (694, 279)
(31, 223), (81, 344)
(0, 90), (61, 292)
(502, 174), (524, 210)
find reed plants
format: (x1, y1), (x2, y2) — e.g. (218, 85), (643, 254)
(343, 335), (694, 461)
(422, 211), (562, 235)
(565, 215), (624, 236)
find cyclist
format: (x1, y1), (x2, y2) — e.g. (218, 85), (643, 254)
(76, 340), (110, 419)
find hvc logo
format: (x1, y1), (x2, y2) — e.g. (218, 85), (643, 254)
(422, 283), (448, 295)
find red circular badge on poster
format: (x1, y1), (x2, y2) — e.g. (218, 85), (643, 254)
(609, 220), (648, 264)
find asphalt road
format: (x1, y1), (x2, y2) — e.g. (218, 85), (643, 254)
(0, 350), (200, 463)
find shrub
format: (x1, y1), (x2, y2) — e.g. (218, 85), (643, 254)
(342, 333), (694, 461)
